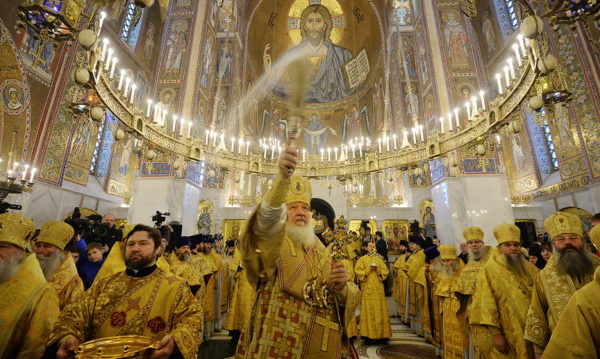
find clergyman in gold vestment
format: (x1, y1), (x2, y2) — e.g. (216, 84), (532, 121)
(236, 146), (360, 359)
(435, 245), (464, 359)
(355, 241), (391, 342)
(34, 221), (84, 310)
(544, 266), (600, 358)
(50, 224), (203, 359)
(468, 224), (538, 359)
(454, 226), (491, 358)
(524, 212), (600, 358)
(0, 213), (60, 359)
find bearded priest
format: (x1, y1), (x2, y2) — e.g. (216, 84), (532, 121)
(34, 221), (84, 310)
(235, 145), (360, 359)
(49, 224), (203, 359)
(524, 212), (600, 358)
(468, 224), (538, 359)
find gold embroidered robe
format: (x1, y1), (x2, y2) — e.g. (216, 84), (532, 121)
(524, 255), (600, 353)
(236, 204), (360, 359)
(48, 252), (85, 310)
(392, 255), (407, 306)
(402, 249), (425, 318)
(415, 266), (442, 348)
(436, 269), (464, 359)
(198, 252), (217, 321)
(355, 253), (391, 339)
(168, 253), (209, 304)
(544, 266), (600, 358)
(0, 254), (60, 359)
(48, 267), (203, 359)
(468, 250), (538, 359)
(224, 252), (256, 332)
(454, 247), (492, 355)
(342, 257), (359, 338)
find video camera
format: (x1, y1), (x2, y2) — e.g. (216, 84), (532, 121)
(0, 201), (22, 214)
(65, 207), (112, 245)
(152, 211), (170, 227)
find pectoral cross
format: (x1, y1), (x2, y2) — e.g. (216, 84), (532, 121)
(315, 310), (339, 351)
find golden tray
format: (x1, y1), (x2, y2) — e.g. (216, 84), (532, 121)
(75, 335), (158, 359)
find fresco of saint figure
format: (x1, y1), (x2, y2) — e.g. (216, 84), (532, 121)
(444, 11), (470, 70)
(163, 21), (187, 78)
(267, 4), (358, 103)
(303, 113), (336, 155)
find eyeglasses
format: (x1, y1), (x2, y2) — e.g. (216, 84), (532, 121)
(553, 236), (581, 243)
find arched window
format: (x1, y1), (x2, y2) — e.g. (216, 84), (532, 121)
(505, 0), (519, 30)
(121, 0), (145, 49)
(90, 121), (106, 175)
(539, 110), (559, 171)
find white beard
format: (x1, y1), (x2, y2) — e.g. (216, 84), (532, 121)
(0, 251), (25, 283)
(37, 250), (65, 280)
(286, 224), (315, 249)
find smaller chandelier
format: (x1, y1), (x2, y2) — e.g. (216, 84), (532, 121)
(17, 0), (87, 42)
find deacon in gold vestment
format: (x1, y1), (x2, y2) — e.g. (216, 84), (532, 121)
(50, 224), (203, 359)
(524, 212), (600, 358)
(236, 146), (360, 359)
(0, 213), (60, 359)
(224, 247), (257, 334)
(392, 240), (409, 321)
(544, 266), (600, 358)
(454, 227), (491, 358)
(355, 241), (391, 341)
(402, 236), (426, 334)
(35, 221), (84, 310)
(415, 245), (443, 349)
(195, 235), (218, 336)
(435, 245), (464, 359)
(469, 224), (538, 359)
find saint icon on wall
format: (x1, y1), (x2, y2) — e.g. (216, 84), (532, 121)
(162, 21), (188, 78)
(443, 10), (470, 70)
(3, 86), (24, 114)
(265, 3), (359, 103)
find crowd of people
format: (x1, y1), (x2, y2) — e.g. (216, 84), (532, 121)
(1, 145), (600, 359)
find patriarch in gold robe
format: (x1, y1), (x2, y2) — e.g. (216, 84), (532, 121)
(435, 244), (464, 359)
(454, 226), (492, 359)
(236, 146), (360, 359)
(402, 235), (426, 334)
(50, 224), (203, 359)
(544, 265), (600, 358)
(469, 224), (539, 359)
(524, 212), (600, 358)
(34, 221), (84, 310)
(355, 241), (391, 343)
(0, 213), (60, 359)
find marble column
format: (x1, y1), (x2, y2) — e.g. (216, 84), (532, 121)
(430, 175), (513, 247)
(127, 177), (201, 234)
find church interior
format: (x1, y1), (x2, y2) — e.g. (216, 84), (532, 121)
(1, 0), (600, 357)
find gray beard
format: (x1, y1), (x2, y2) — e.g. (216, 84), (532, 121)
(0, 251), (25, 283)
(286, 224), (315, 249)
(430, 257), (443, 273)
(37, 251), (65, 280)
(554, 246), (595, 278)
(501, 253), (528, 277)
(442, 262), (459, 276)
(468, 247), (486, 262)
(178, 252), (191, 262)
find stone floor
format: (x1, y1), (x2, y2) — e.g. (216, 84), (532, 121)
(198, 316), (437, 359)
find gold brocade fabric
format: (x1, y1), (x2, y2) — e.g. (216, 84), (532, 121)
(48, 268), (203, 359)
(544, 267), (600, 358)
(236, 207), (360, 359)
(435, 270), (464, 359)
(392, 255), (407, 304)
(48, 252), (84, 310)
(468, 250), (538, 359)
(224, 256), (256, 332)
(402, 250), (425, 281)
(355, 254), (391, 339)
(524, 255), (600, 351)
(415, 267), (442, 348)
(0, 254), (60, 359)
(168, 254), (208, 303)
(198, 252), (217, 321)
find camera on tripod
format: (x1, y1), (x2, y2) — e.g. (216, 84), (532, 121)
(65, 207), (111, 244)
(152, 211), (170, 227)
(0, 201), (22, 214)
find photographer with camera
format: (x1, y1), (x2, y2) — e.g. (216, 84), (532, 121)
(97, 213), (122, 252)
